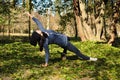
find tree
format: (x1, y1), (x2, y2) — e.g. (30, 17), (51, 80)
(0, 0), (11, 37)
(14, 0), (32, 38)
(73, 0), (105, 41)
(5, 0), (119, 44)
(107, 0), (120, 45)
(73, 0), (120, 42)
(32, 0), (55, 29)
(54, 0), (78, 37)
(28, 0), (32, 39)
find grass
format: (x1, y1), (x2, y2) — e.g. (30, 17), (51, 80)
(0, 36), (120, 80)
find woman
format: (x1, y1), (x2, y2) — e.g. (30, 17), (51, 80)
(26, 12), (97, 66)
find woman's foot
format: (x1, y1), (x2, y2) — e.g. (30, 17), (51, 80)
(89, 57), (98, 61)
(61, 53), (66, 60)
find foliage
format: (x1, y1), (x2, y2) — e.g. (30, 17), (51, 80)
(59, 12), (74, 32)
(0, 36), (120, 80)
(55, 0), (73, 15)
(55, 0), (74, 33)
(32, 0), (55, 15)
(0, 1), (11, 24)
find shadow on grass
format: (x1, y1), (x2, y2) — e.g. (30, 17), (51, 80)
(90, 57), (120, 79)
(0, 43), (45, 76)
(0, 53), (44, 76)
(1, 35), (120, 79)
(96, 37), (120, 47)
(0, 36), (29, 45)
(93, 58), (109, 79)
(112, 37), (120, 47)
(50, 55), (79, 62)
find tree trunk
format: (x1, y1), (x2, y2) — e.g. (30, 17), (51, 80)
(95, 2), (105, 41)
(2, 25), (4, 37)
(79, 1), (96, 41)
(8, 2), (11, 38)
(73, 0), (106, 41)
(108, 23), (117, 45)
(74, 16), (78, 38)
(73, 0), (86, 41)
(75, 15), (86, 41)
(28, 0), (32, 39)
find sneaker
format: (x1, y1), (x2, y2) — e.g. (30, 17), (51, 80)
(61, 53), (66, 60)
(89, 57), (97, 61)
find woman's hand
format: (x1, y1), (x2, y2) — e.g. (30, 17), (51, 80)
(25, 12), (33, 18)
(42, 63), (48, 67)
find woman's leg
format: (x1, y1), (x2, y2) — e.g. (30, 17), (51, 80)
(61, 48), (67, 60)
(66, 42), (90, 60)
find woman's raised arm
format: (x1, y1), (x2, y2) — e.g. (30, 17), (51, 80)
(25, 12), (46, 32)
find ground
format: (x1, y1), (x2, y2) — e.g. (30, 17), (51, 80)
(0, 36), (120, 80)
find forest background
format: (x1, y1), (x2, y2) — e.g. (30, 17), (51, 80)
(0, 0), (120, 44)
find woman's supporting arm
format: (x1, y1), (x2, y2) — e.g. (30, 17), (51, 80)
(43, 39), (49, 67)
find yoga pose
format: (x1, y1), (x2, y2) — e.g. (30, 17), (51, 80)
(26, 12), (97, 66)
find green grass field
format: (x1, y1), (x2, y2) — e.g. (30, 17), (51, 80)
(0, 37), (120, 80)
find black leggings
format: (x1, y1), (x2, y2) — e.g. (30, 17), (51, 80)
(63, 42), (90, 60)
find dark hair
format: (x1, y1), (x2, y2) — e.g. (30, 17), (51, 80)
(30, 31), (41, 46)
(30, 31), (48, 51)
(39, 32), (48, 51)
